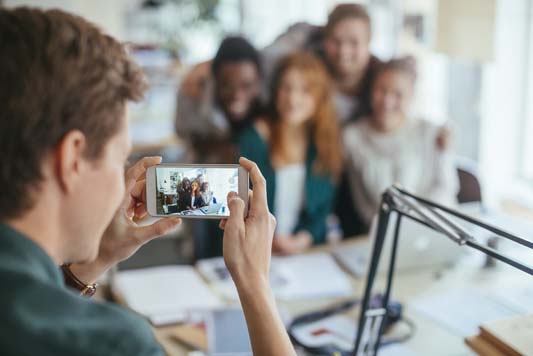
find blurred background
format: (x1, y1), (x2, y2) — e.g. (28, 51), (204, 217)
(5, 0), (532, 210)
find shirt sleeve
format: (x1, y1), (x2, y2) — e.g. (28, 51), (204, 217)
(1, 270), (164, 356)
(175, 78), (224, 142)
(342, 125), (379, 227)
(294, 179), (335, 245)
(260, 22), (318, 89)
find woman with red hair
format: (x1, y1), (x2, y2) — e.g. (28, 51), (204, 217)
(238, 52), (342, 255)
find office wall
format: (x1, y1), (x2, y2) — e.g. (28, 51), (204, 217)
(4, 0), (127, 39)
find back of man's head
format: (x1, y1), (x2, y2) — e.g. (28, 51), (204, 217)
(0, 7), (146, 220)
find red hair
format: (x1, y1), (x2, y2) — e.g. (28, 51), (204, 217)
(268, 52), (342, 178)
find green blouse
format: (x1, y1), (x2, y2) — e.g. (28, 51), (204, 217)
(237, 125), (337, 245)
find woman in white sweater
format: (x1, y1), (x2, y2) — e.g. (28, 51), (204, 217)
(343, 57), (459, 228)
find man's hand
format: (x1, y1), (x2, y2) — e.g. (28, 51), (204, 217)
(220, 157), (277, 287)
(70, 157), (181, 283)
(219, 157), (296, 356)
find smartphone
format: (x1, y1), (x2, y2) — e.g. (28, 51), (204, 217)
(146, 164), (249, 219)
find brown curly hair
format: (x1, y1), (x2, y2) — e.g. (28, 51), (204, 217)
(0, 8), (147, 219)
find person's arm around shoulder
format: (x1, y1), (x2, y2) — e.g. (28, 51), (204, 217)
(342, 121), (377, 227)
(221, 157), (296, 356)
(253, 117), (271, 141)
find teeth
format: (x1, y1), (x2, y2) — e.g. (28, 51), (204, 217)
(229, 102), (247, 113)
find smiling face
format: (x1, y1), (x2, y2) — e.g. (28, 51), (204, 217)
(191, 181), (199, 193)
(324, 18), (371, 79)
(371, 69), (414, 131)
(275, 68), (317, 126)
(182, 179), (191, 190)
(215, 61), (261, 122)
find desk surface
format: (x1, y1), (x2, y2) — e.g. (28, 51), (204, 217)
(144, 236), (531, 356)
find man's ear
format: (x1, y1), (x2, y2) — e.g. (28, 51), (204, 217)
(54, 130), (88, 194)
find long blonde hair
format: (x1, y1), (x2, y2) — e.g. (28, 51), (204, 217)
(268, 52), (342, 178)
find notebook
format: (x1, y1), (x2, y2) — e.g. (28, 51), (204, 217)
(112, 265), (222, 325)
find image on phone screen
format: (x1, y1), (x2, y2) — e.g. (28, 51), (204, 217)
(155, 166), (238, 217)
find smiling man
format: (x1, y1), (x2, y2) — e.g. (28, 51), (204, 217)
(0, 7), (294, 356)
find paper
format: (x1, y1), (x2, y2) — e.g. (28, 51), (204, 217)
(379, 344), (419, 356)
(113, 265), (222, 325)
(410, 289), (524, 336)
(493, 285), (533, 314)
(197, 253), (352, 301)
(272, 253), (353, 300)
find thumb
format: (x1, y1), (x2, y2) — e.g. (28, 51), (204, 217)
(225, 192), (245, 230)
(134, 217), (181, 244)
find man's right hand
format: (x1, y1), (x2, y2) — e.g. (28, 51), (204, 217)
(221, 157), (277, 288)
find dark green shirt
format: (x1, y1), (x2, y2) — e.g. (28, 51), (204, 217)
(0, 223), (163, 356)
(237, 125), (337, 244)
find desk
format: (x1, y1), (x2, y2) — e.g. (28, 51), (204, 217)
(129, 235), (529, 356)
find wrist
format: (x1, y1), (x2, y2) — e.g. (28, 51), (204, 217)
(61, 264), (98, 297)
(233, 272), (271, 298)
(68, 256), (114, 285)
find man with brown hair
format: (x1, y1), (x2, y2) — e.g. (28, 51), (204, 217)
(0, 7), (295, 356)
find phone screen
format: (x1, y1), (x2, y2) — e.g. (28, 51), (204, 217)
(155, 166), (238, 217)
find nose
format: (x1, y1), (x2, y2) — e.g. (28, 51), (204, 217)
(339, 42), (354, 59)
(383, 93), (397, 111)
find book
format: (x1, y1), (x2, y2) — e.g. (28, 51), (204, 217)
(466, 314), (533, 356)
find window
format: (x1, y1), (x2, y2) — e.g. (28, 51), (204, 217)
(520, 2), (533, 182)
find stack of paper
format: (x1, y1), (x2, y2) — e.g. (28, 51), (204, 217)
(113, 265), (222, 325)
(197, 253), (353, 301)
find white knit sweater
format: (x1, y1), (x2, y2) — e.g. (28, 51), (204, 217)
(343, 118), (459, 226)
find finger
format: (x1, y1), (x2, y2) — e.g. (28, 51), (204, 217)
(131, 179), (146, 202)
(134, 204), (147, 219)
(225, 192), (245, 231)
(125, 157), (162, 192)
(239, 157), (268, 213)
(127, 180), (147, 217)
(219, 219), (227, 230)
(134, 217), (181, 244)
(247, 189), (253, 214)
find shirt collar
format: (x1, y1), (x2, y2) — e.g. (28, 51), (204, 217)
(0, 223), (63, 286)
